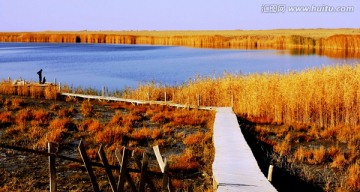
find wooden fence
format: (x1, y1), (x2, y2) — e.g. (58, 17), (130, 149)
(0, 141), (172, 192)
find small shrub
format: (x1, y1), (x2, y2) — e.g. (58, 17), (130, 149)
(15, 108), (33, 127)
(308, 146), (327, 165)
(28, 126), (44, 140)
(331, 153), (347, 169)
(94, 126), (128, 145)
(273, 141), (291, 157)
(80, 119), (102, 132)
(108, 110), (123, 126)
(86, 148), (98, 160)
(0, 111), (12, 127)
(48, 118), (74, 131)
(294, 146), (309, 162)
(150, 112), (169, 124)
(11, 98), (25, 109)
(151, 129), (161, 139)
(328, 146), (341, 159)
(58, 107), (76, 118)
(183, 132), (204, 146)
(130, 127), (153, 140)
(162, 125), (173, 135)
(80, 100), (94, 118)
(169, 148), (199, 171)
(122, 113), (142, 127)
(32, 109), (50, 125)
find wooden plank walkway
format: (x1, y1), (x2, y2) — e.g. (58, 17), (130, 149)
(60, 92), (216, 110)
(60, 92), (276, 191)
(212, 107), (277, 192)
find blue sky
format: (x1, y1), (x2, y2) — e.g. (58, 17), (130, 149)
(0, 0), (359, 31)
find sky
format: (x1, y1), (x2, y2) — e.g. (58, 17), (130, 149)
(0, 0), (359, 31)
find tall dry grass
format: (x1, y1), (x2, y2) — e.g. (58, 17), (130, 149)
(0, 80), (59, 99)
(125, 64), (360, 129)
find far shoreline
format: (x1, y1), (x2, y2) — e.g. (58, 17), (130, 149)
(1, 28), (360, 58)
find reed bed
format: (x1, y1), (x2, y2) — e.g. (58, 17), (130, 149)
(125, 64), (360, 129)
(1, 29), (360, 58)
(0, 80), (59, 100)
(122, 64), (360, 191)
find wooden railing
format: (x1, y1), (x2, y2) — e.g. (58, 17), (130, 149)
(0, 141), (173, 192)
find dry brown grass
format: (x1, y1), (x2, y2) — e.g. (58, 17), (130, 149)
(0, 111), (12, 126)
(58, 106), (76, 118)
(130, 127), (153, 141)
(169, 148), (199, 171)
(0, 95), (215, 191)
(32, 109), (50, 125)
(0, 80), (59, 99)
(80, 119), (102, 132)
(344, 162), (360, 191)
(14, 108), (33, 128)
(126, 64), (360, 132)
(35, 118), (74, 149)
(331, 153), (347, 169)
(94, 125), (129, 145)
(183, 132), (204, 146)
(80, 100), (94, 118)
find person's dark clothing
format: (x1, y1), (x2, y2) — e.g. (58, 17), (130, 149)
(37, 69), (43, 84)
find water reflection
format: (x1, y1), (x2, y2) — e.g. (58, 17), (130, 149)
(288, 48), (360, 58)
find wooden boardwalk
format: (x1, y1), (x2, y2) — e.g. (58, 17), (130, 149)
(60, 92), (216, 110)
(60, 92), (277, 191)
(212, 107), (277, 192)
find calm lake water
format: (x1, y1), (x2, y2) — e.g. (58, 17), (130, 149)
(0, 43), (359, 90)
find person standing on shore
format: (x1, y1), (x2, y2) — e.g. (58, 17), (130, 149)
(37, 69), (42, 84)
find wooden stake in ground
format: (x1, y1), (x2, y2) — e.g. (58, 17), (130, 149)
(48, 142), (58, 192)
(78, 140), (100, 192)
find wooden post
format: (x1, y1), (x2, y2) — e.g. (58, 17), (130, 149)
(267, 165), (274, 182)
(153, 145), (165, 173)
(115, 148), (137, 192)
(133, 152), (157, 192)
(117, 147), (130, 192)
(58, 82), (61, 92)
(139, 153), (148, 192)
(48, 142), (58, 192)
(98, 145), (117, 192)
(162, 158), (171, 191)
(153, 145), (172, 191)
(102, 86), (105, 97)
(164, 92), (167, 103)
(78, 140), (100, 192)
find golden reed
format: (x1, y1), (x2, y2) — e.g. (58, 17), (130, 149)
(125, 64), (360, 129)
(1, 29), (360, 58)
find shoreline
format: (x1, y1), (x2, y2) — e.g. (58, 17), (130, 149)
(1, 29), (360, 58)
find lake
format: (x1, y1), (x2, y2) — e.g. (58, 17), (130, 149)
(0, 42), (359, 91)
